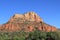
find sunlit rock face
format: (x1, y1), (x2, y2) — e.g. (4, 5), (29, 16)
(0, 12), (57, 32)
(9, 12), (43, 23)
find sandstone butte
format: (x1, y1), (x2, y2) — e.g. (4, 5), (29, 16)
(0, 12), (57, 32)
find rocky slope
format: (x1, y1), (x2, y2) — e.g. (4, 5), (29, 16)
(0, 12), (57, 32)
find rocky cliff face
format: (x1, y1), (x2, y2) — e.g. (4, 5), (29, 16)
(9, 12), (43, 23)
(0, 12), (57, 32)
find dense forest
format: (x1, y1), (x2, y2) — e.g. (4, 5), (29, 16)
(0, 30), (60, 40)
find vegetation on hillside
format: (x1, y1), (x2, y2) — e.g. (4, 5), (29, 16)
(0, 30), (60, 40)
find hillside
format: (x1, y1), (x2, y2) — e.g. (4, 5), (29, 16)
(0, 12), (57, 32)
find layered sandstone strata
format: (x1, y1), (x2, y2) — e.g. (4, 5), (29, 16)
(0, 12), (57, 32)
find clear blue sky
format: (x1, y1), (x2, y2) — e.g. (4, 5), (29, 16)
(0, 0), (60, 28)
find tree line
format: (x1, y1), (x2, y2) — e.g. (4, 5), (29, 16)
(0, 30), (60, 40)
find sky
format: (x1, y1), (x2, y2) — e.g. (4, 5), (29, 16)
(0, 0), (60, 28)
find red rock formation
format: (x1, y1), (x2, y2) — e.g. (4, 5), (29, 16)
(0, 12), (57, 32)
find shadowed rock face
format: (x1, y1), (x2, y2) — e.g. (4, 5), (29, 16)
(0, 12), (57, 32)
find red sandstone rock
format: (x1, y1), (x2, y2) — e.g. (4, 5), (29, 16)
(0, 12), (57, 32)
